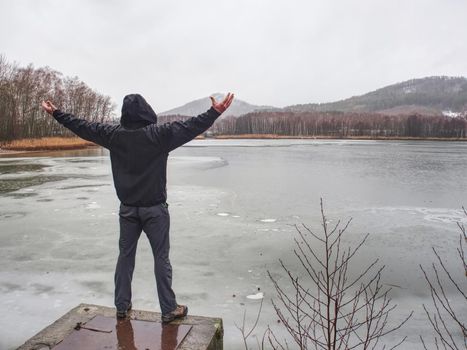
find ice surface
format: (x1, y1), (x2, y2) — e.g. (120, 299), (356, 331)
(1, 141), (467, 349)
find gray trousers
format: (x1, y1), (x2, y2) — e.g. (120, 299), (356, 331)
(114, 203), (177, 315)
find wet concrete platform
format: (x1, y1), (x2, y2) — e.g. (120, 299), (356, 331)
(17, 303), (223, 350)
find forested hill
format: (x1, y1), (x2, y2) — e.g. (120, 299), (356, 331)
(284, 76), (467, 115)
(160, 76), (467, 139)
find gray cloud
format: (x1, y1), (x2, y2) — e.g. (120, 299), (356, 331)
(1, 0), (466, 112)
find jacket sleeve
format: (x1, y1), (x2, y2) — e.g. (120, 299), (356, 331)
(148, 107), (221, 152)
(52, 110), (118, 149)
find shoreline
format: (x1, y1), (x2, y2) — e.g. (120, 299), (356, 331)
(1, 135), (466, 156)
(212, 134), (467, 141)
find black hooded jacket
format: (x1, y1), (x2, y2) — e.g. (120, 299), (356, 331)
(52, 94), (221, 206)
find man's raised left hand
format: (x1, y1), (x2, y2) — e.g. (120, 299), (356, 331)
(210, 93), (234, 114)
(41, 100), (58, 115)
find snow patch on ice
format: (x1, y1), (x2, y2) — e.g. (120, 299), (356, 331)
(260, 218), (276, 223)
(367, 206), (467, 224)
(247, 292), (264, 300)
(86, 202), (101, 209)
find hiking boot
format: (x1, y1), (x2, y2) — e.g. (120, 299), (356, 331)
(116, 302), (132, 319)
(161, 304), (188, 323)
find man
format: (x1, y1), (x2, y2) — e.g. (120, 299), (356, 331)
(41, 92), (234, 322)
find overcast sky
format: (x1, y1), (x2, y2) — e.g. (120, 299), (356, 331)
(1, 0), (466, 112)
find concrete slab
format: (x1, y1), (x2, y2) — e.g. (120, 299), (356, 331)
(52, 315), (192, 349)
(17, 304), (223, 350)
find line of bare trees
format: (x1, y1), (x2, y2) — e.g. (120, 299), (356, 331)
(0, 55), (115, 141)
(161, 111), (467, 139)
(211, 111), (467, 138)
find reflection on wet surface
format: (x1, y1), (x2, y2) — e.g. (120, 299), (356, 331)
(4, 192), (39, 198)
(0, 157), (110, 195)
(0, 212), (27, 220)
(36, 198), (54, 202)
(0, 163), (47, 174)
(0, 176), (67, 194)
(59, 184), (109, 190)
(52, 315), (192, 350)
(0, 282), (23, 293)
(68, 158), (106, 163)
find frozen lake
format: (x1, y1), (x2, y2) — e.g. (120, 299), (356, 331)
(1, 139), (466, 349)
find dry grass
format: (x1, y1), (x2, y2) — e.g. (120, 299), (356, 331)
(1, 137), (96, 151)
(1, 134), (464, 153)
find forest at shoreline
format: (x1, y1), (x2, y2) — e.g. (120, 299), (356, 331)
(1, 55), (467, 150)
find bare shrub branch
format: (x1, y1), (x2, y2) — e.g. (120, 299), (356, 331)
(420, 208), (467, 349)
(267, 199), (411, 349)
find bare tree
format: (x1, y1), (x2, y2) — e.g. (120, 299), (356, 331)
(267, 199), (412, 349)
(0, 54), (115, 141)
(420, 207), (467, 350)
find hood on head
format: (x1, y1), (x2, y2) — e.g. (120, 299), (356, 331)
(120, 94), (157, 129)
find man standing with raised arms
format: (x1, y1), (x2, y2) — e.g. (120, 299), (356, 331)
(41, 92), (234, 322)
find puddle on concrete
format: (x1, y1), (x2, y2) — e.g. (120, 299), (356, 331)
(53, 315), (192, 350)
